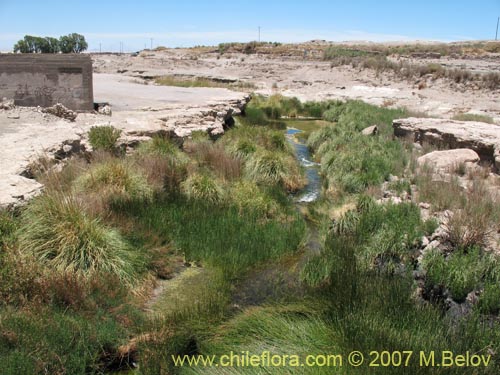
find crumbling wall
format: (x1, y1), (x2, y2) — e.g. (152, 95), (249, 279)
(0, 54), (93, 111)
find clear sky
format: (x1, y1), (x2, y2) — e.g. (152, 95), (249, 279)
(0, 0), (499, 52)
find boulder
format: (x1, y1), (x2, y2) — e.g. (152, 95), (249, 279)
(417, 148), (480, 173)
(393, 117), (500, 170)
(361, 125), (378, 135)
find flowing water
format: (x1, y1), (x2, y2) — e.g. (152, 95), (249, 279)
(286, 127), (321, 203)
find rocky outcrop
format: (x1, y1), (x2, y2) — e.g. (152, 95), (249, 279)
(42, 103), (78, 121)
(417, 149), (480, 173)
(393, 117), (500, 170)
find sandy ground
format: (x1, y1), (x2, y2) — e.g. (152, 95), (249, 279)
(93, 49), (500, 121)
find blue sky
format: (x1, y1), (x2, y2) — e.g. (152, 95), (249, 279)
(0, 0), (499, 52)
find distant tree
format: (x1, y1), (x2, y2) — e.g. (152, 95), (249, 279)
(59, 33), (88, 53)
(13, 33), (86, 53)
(13, 39), (31, 53)
(44, 37), (60, 53)
(13, 35), (39, 53)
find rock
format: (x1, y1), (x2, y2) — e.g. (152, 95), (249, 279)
(431, 227), (447, 241)
(0, 175), (43, 209)
(7, 113), (20, 119)
(424, 240), (441, 252)
(0, 98), (14, 110)
(98, 104), (112, 116)
(419, 202), (431, 209)
(393, 117), (500, 170)
(421, 236), (430, 247)
(417, 148), (480, 173)
(41, 103), (78, 121)
(361, 125), (378, 135)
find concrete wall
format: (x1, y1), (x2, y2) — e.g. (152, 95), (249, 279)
(0, 54), (93, 111)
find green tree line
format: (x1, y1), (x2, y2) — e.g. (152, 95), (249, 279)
(13, 33), (88, 53)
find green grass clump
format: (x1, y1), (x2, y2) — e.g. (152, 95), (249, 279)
(123, 198), (304, 279)
(18, 193), (139, 281)
(0, 306), (130, 375)
(75, 159), (153, 205)
(452, 113), (495, 124)
(422, 247), (500, 302)
(307, 100), (410, 195)
(230, 181), (280, 218)
(88, 125), (122, 152)
(136, 135), (183, 157)
(181, 173), (224, 204)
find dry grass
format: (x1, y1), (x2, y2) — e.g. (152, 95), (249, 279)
(444, 182), (500, 249)
(452, 113), (495, 124)
(155, 75), (256, 91)
(192, 142), (242, 181)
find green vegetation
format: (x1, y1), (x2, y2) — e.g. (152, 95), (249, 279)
(88, 125), (122, 152)
(13, 33), (87, 53)
(17, 193), (140, 281)
(307, 100), (410, 196)
(452, 113), (495, 124)
(155, 75), (256, 91)
(2, 94), (500, 374)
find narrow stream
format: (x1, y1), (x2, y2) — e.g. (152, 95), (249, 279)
(286, 127), (321, 203)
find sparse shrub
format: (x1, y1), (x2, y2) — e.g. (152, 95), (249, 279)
(193, 142), (242, 181)
(17, 193), (139, 281)
(135, 155), (187, 194)
(181, 173), (224, 204)
(445, 182), (499, 249)
(415, 170), (465, 211)
(88, 125), (122, 152)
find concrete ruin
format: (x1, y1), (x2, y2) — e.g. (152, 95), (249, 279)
(0, 54), (93, 111)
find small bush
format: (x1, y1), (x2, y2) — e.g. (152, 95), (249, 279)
(445, 182), (499, 249)
(18, 193), (139, 281)
(88, 125), (122, 152)
(181, 173), (224, 204)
